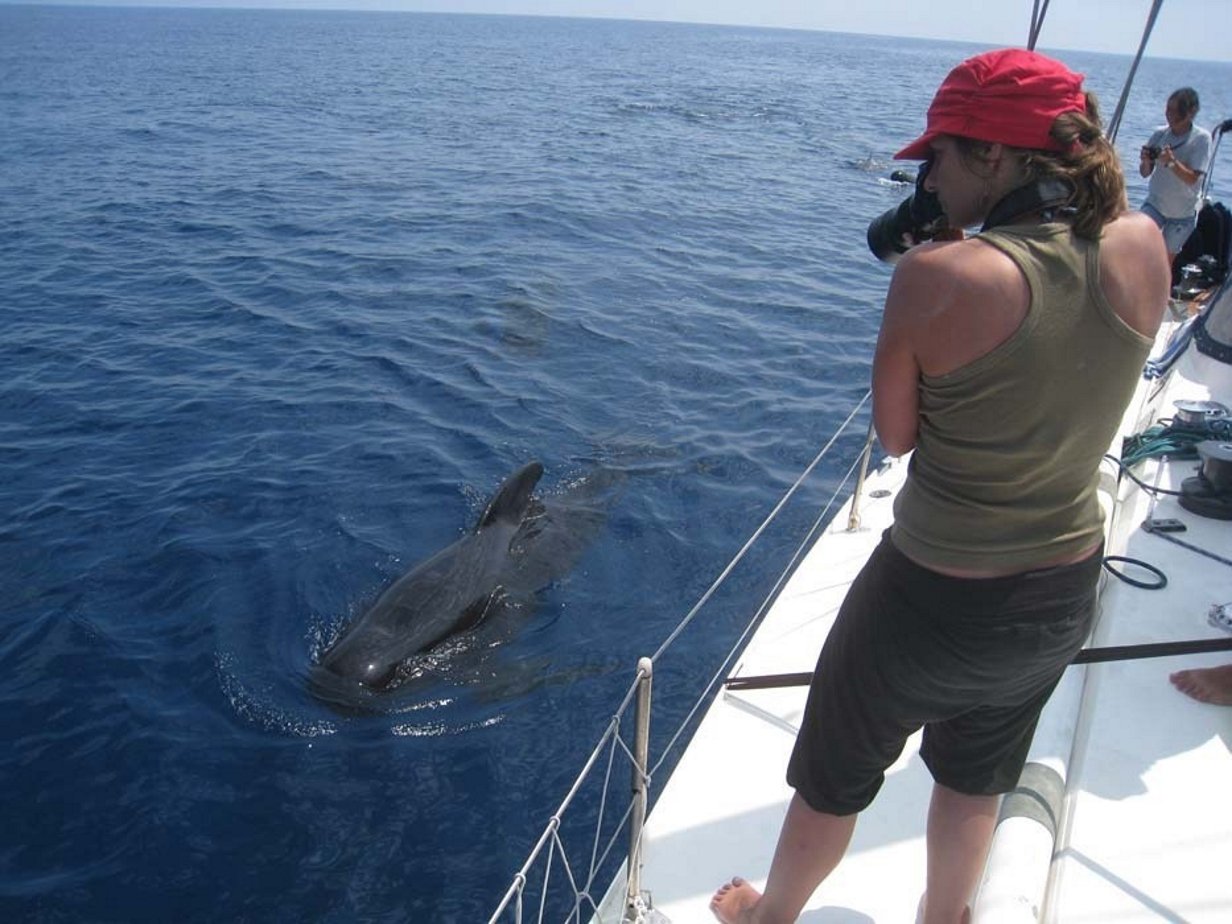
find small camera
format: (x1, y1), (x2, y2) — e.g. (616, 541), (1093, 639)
(1144, 145), (1161, 162)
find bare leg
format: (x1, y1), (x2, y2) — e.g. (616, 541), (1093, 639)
(1170, 664), (1232, 705)
(710, 793), (857, 924)
(919, 784), (998, 924)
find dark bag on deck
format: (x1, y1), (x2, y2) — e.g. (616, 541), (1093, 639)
(1173, 200), (1231, 292)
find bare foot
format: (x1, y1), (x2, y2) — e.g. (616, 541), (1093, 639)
(711, 877), (760, 924)
(1170, 664), (1232, 705)
(917, 893), (971, 924)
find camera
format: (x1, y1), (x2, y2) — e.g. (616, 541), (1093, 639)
(866, 160), (946, 264)
(1143, 145), (1161, 162)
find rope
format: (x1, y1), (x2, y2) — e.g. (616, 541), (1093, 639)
(650, 390), (871, 662)
(488, 710), (624, 923)
(490, 394), (875, 923)
(1118, 415), (1231, 468)
(650, 441), (872, 778)
(588, 720), (621, 882)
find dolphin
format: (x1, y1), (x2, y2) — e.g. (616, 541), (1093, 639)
(309, 461), (547, 703)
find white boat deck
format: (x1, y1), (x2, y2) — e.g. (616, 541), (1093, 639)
(1042, 341), (1232, 924)
(632, 463), (920, 923)
(608, 319), (1232, 924)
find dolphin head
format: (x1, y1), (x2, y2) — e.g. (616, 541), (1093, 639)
(309, 623), (404, 703)
(322, 655), (398, 690)
(307, 657), (399, 710)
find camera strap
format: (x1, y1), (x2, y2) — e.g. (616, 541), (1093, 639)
(1155, 128), (1191, 152)
(982, 176), (1076, 231)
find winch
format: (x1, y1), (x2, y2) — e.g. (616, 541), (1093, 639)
(1180, 439), (1232, 520)
(1173, 399), (1230, 428)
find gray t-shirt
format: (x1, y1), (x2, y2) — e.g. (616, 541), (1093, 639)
(1144, 124), (1213, 218)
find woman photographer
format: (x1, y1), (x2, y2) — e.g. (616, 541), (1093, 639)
(711, 48), (1170, 924)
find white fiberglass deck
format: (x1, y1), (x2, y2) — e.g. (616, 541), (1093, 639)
(616, 452), (930, 923)
(1041, 341), (1232, 924)
(611, 321), (1232, 924)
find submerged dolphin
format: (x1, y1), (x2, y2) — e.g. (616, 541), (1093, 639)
(309, 461), (553, 703)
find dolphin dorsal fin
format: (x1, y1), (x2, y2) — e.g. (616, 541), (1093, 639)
(476, 461), (544, 531)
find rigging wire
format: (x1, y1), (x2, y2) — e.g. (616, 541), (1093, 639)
(1027, 0), (1165, 145)
(650, 438), (874, 777)
(1106, 0), (1165, 143)
(1027, 0), (1051, 51)
(489, 396), (876, 924)
(649, 390), (871, 663)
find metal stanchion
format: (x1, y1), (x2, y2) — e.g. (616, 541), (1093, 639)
(846, 421), (877, 532)
(624, 657), (654, 922)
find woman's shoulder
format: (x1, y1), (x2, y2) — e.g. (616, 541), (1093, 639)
(1101, 210), (1169, 258)
(888, 235), (1029, 372)
(893, 234), (1023, 308)
(1098, 212), (1171, 338)
(897, 234), (1014, 280)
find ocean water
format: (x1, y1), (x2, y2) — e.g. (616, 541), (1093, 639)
(2, 6), (1230, 922)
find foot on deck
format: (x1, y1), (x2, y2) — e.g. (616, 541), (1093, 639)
(1170, 663), (1232, 705)
(710, 877), (760, 924)
(916, 893), (971, 924)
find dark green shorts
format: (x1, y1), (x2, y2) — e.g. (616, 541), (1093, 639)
(787, 531), (1100, 815)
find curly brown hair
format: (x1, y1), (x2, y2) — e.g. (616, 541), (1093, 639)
(1022, 90), (1128, 240)
(955, 90), (1127, 240)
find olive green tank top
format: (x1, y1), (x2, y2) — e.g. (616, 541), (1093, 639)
(889, 223), (1154, 572)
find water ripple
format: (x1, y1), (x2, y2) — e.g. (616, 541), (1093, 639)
(3, 6), (1230, 922)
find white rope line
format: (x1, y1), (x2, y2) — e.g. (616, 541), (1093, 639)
(650, 438), (869, 776)
(571, 890), (599, 923)
(538, 833), (558, 924)
(493, 711), (647, 922)
(489, 709), (622, 922)
(587, 719), (622, 882)
(491, 395), (873, 922)
(491, 674), (655, 921)
(650, 390), (870, 662)
(573, 726), (656, 915)
(548, 826), (584, 922)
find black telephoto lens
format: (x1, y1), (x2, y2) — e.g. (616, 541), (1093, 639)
(867, 197), (922, 263)
(866, 159), (945, 264)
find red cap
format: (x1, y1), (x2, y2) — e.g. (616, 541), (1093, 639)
(895, 48), (1087, 160)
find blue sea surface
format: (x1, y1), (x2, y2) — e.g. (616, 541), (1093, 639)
(2, 6), (1230, 921)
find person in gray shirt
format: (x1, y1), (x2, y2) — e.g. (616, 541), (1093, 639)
(1139, 87), (1213, 263)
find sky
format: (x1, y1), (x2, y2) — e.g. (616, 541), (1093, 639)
(11, 1), (1232, 62)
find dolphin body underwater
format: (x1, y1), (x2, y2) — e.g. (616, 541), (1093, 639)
(309, 461), (610, 705)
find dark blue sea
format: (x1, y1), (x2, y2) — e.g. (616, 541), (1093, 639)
(2, 6), (1230, 921)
